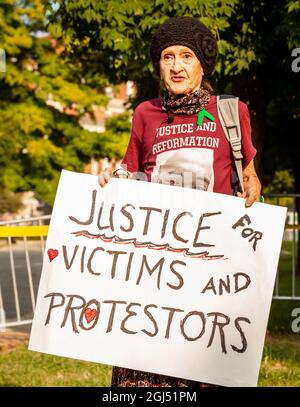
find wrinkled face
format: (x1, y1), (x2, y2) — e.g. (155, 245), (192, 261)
(159, 45), (204, 96)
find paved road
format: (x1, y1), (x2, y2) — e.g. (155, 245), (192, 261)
(0, 240), (44, 322)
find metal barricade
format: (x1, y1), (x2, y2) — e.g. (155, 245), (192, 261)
(0, 215), (50, 330)
(265, 194), (300, 300)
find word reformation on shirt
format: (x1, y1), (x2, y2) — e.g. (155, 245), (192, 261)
(152, 136), (219, 154)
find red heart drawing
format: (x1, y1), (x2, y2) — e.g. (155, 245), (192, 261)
(85, 308), (97, 324)
(47, 248), (58, 262)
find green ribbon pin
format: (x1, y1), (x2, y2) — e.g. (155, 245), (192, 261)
(197, 109), (215, 126)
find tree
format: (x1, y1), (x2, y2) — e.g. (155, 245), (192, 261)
(0, 0), (108, 206)
(44, 0), (239, 105)
(217, 0), (300, 176)
(97, 112), (131, 160)
(0, 191), (23, 215)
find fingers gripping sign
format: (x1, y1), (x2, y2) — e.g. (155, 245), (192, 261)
(237, 160), (261, 208)
(98, 167), (113, 188)
(98, 166), (135, 188)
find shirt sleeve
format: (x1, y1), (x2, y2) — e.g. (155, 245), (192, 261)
(121, 107), (144, 173)
(238, 101), (257, 168)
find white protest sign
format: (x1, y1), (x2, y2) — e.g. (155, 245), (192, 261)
(29, 170), (286, 387)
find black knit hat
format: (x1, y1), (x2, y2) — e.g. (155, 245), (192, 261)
(150, 16), (218, 77)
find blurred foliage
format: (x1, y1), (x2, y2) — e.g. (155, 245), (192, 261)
(96, 113), (131, 160)
(216, 0), (300, 179)
(0, 0), (108, 206)
(264, 170), (295, 194)
(0, 190), (23, 215)
(43, 0), (300, 84)
(264, 170), (295, 209)
(44, 0), (239, 103)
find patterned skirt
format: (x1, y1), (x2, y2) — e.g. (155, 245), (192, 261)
(111, 366), (214, 387)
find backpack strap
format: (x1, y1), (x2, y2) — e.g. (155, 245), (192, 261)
(217, 95), (244, 194)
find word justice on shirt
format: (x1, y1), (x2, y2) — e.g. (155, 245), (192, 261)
(153, 122), (219, 154)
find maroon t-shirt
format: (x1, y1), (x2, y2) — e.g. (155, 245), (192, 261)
(121, 95), (256, 195)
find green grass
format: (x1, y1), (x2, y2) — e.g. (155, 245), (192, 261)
(0, 334), (299, 387)
(258, 333), (300, 386)
(0, 346), (112, 387)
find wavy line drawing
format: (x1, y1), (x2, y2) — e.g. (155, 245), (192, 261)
(71, 230), (227, 261)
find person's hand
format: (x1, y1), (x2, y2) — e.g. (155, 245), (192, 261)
(98, 167), (112, 188)
(237, 159), (261, 208)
